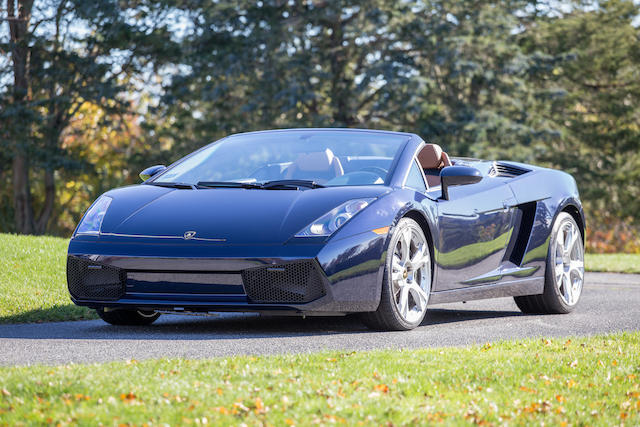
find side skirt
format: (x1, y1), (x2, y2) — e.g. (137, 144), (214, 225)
(428, 277), (544, 305)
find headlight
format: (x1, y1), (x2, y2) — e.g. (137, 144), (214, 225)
(296, 198), (375, 237)
(75, 195), (112, 235)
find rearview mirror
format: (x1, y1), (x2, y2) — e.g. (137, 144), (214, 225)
(440, 166), (482, 200)
(139, 165), (166, 182)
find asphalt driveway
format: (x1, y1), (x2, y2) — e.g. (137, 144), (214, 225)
(0, 272), (638, 366)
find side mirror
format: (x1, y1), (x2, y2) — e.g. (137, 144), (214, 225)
(440, 166), (482, 200)
(139, 165), (166, 182)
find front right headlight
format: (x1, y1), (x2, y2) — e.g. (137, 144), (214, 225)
(295, 198), (375, 237)
(75, 195), (112, 235)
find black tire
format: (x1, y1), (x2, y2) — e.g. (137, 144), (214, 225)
(514, 212), (584, 314)
(361, 217), (432, 331)
(96, 308), (160, 325)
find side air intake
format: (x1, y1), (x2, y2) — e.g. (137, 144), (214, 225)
(241, 260), (327, 304)
(67, 256), (126, 301)
(489, 162), (530, 178)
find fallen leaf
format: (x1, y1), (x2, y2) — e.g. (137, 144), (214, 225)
(374, 384), (389, 393)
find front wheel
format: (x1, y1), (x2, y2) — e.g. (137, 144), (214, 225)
(361, 218), (432, 331)
(96, 308), (160, 325)
(514, 212), (585, 314)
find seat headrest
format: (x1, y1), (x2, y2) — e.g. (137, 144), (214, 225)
(293, 149), (336, 171)
(418, 144), (444, 169)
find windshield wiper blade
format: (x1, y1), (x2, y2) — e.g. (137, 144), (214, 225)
(197, 181), (262, 189)
(148, 181), (195, 189)
(260, 179), (325, 190)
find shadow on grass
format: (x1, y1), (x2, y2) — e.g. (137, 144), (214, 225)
(0, 304), (97, 324)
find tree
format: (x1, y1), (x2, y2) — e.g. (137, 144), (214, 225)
(1, 0), (177, 234)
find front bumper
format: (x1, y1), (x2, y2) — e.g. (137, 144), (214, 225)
(67, 231), (387, 314)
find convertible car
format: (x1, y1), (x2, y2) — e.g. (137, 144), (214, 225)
(67, 128), (585, 330)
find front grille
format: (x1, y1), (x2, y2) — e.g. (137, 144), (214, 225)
(489, 162), (530, 178)
(241, 260), (327, 304)
(67, 256), (126, 301)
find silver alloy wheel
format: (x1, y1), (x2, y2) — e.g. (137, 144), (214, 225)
(554, 219), (584, 306)
(391, 226), (431, 323)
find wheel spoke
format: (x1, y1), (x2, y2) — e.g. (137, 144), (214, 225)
(569, 259), (584, 277)
(565, 225), (578, 255)
(409, 283), (428, 311)
(556, 226), (565, 251)
(563, 273), (573, 304)
(409, 242), (427, 270)
(400, 229), (412, 263)
(398, 285), (409, 318)
(555, 261), (564, 282)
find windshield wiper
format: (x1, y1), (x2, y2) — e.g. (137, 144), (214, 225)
(197, 181), (262, 189)
(260, 180), (325, 190)
(196, 180), (325, 190)
(148, 181), (195, 189)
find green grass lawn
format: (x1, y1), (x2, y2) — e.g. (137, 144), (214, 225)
(0, 234), (96, 324)
(0, 332), (638, 425)
(0, 233), (639, 324)
(585, 253), (640, 274)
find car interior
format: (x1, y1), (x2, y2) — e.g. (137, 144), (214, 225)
(248, 143), (453, 188)
(416, 143), (452, 188)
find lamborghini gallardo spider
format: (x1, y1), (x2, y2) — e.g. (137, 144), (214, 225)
(67, 128), (585, 330)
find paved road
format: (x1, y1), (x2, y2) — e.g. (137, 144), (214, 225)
(1, 272), (638, 366)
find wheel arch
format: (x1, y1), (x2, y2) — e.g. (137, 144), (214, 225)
(401, 209), (437, 285)
(561, 204), (585, 243)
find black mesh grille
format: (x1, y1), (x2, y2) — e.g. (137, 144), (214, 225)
(241, 260), (326, 304)
(67, 256), (126, 301)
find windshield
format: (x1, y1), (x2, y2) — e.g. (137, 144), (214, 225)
(154, 130), (409, 187)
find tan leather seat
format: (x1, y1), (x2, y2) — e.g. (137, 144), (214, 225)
(285, 148), (344, 183)
(417, 143), (452, 187)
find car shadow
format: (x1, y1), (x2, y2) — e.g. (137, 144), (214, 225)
(0, 306), (525, 340)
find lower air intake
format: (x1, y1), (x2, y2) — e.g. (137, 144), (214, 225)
(67, 256), (126, 301)
(241, 260), (327, 304)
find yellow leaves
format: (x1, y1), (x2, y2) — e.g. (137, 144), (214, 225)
(285, 418), (295, 426)
(612, 360), (618, 366)
(119, 392), (137, 403)
(216, 388), (223, 396)
(481, 343), (492, 351)
(555, 394), (565, 403)
(566, 379), (577, 388)
(519, 386), (537, 394)
(373, 384), (389, 393)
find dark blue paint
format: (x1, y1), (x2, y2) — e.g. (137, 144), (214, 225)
(68, 128), (584, 315)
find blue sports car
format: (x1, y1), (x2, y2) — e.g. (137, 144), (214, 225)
(67, 128), (585, 330)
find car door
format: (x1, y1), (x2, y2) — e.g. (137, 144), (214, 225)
(433, 177), (517, 291)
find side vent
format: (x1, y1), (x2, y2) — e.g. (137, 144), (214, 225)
(489, 162), (530, 178)
(504, 202), (537, 266)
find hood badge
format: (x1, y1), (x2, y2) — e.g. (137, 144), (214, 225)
(183, 230), (197, 240)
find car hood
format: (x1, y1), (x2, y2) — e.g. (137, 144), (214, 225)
(99, 184), (389, 244)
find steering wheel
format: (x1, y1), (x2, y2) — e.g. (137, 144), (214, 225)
(360, 166), (388, 178)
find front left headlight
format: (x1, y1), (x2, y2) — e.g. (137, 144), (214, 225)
(75, 195), (112, 235)
(295, 198), (375, 237)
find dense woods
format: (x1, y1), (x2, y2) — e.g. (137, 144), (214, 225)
(1, 0), (639, 252)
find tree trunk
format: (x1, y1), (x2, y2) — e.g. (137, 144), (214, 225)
(35, 168), (55, 234)
(7, 0), (35, 234)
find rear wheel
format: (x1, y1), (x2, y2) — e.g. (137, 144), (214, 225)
(361, 218), (432, 331)
(96, 308), (160, 325)
(514, 212), (584, 314)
